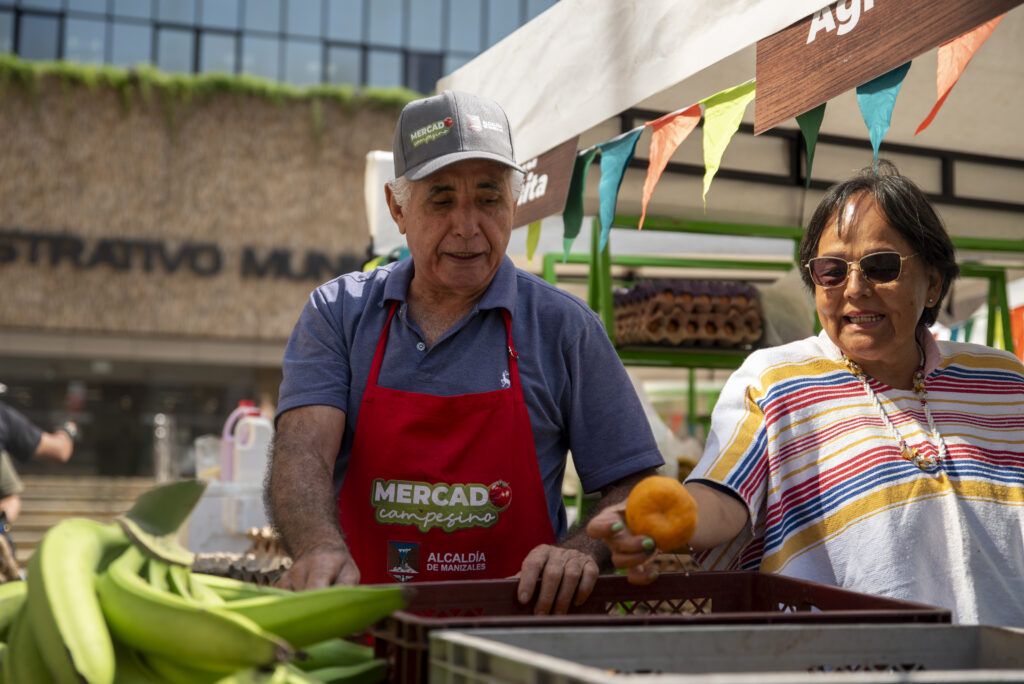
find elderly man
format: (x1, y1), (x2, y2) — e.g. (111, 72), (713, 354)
(267, 90), (662, 614)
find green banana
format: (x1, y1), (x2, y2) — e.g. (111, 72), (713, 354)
(224, 584), (406, 648)
(97, 546), (292, 671)
(145, 558), (171, 593)
(192, 572), (290, 600)
(3, 605), (48, 684)
(305, 660), (387, 684)
(188, 571), (228, 605)
(294, 639), (374, 671)
(26, 518), (129, 684)
(0, 580), (26, 640)
(166, 562), (194, 600)
(112, 642), (163, 684)
(144, 653), (227, 684)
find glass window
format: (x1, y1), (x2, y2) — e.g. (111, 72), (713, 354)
(110, 20), (152, 65)
(408, 0), (441, 51)
(283, 38), (319, 85)
(18, 14), (59, 60)
(159, 0), (195, 24)
(443, 52), (470, 76)
(200, 0), (238, 28)
(19, 0), (61, 10)
(244, 0), (280, 32)
(486, 0), (518, 47)
(367, 0), (400, 47)
(113, 0), (152, 20)
(405, 51), (441, 94)
(326, 44), (358, 85)
(64, 17), (106, 63)
(68, 0), (109, 14)
(447, 0), (480, 53)
(0, 11), (13, 55)
(526, 0), (554, 20)
(286, 0), (319, 37)
(200, 32), (236, 73)
(366, 48), (400, 87)
(157, 27), (193, 72)
(325, 0), (360, 42)
(242, 34), (279, 80)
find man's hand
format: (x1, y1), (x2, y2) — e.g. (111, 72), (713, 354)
(514, 544), (599, 615)
(276, 542), (360, 591)
(586, 502), (659, 585)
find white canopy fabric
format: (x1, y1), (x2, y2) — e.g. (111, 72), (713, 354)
(438, 0), (832, 161)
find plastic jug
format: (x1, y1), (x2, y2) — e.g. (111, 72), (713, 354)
(232, 414), (274, 485)
(219, 400), (261, 481)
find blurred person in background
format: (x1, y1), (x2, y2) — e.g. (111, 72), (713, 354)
(0, 390), (78, 564)
(589, 163), (1024, 626)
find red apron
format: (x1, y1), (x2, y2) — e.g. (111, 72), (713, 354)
(337, 302), (555, 583)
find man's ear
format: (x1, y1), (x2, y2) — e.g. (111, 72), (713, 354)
(384, 183), (407, 236)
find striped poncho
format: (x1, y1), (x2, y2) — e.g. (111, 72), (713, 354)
(688, 330), (1024, 625)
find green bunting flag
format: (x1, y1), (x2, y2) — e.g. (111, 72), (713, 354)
(856, 62), (911, 164)
(796, 103), (826, 188)
(561, 146), (599, 261)
(596, 127), (644, 252)
(700, 79), (756, 207)
(526, 220), (541, 262)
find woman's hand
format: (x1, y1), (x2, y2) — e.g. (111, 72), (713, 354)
(585, 502), (660, 585)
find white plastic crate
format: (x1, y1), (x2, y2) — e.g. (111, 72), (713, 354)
(429, 624), (1024, 683)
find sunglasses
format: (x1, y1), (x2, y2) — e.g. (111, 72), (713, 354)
(805, 251), (918, 288)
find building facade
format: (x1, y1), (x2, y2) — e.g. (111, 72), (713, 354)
(0, 1), (557, 477)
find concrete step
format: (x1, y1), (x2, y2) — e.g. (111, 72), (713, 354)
(8, 475), (158, 567)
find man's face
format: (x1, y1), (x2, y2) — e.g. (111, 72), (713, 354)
(387, 159), (516, 302)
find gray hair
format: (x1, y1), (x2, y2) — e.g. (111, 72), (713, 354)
(388, 167), (524, 209)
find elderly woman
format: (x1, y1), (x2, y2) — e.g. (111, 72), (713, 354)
(589, 163), (1024, 625)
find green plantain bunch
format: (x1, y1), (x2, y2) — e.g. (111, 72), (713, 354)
(0, 480), (404, 683)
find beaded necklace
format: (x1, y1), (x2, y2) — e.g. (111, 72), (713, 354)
(842, 350), (949, 470)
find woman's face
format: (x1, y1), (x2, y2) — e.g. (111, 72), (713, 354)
(813, 196), (943, 377)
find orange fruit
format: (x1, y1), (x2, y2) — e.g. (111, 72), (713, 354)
(625, 476), (698, 551)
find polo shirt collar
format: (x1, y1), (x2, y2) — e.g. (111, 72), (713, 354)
(379, 255), (518, 314)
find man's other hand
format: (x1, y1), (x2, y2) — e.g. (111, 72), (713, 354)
(514, 544), (599, 615)
(276, 542), (360, 590)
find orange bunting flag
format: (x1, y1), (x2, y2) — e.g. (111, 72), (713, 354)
(639, 104), (702, 230)
(916, 15), (1004, 135)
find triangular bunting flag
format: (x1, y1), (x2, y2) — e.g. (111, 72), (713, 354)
(562, 146), (599, 260)
(700, 79), (756, 207)
(640, 104), (701, 230)
(796, 103), (826, 188)
(597, 127), (644, 251)
(856, 62), (911, 164)
(526, 220), (541, 262)
(916, 16), (1004, 135)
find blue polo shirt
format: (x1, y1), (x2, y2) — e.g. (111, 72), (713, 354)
(277, 256), (663, 539)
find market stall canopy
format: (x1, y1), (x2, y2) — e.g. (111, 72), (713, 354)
(437, 0), (834, 162)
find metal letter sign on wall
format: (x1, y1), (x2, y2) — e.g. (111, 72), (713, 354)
(754, 0), (1024, 134)
(513, 136), (580, 228)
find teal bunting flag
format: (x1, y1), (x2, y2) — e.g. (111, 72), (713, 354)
(856, 62), (911, 164)
(561, 146), (599, 260)
(796, 103), (826, 188)
(596, 127), (644, 251)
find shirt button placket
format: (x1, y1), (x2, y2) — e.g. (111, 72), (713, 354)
(416, 342), (426, 352)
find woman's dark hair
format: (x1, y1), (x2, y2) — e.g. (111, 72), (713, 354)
(798, 161), (959, 327)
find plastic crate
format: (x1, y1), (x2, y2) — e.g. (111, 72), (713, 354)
(371, 571), (949, 683)
(429, 624), (1024, 683)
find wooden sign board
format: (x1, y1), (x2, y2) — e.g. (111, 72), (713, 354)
(513, 136), (579, 228)
(754, 0), (1023, 134)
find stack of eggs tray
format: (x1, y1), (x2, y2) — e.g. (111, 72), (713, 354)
(614, 279), (762, 349)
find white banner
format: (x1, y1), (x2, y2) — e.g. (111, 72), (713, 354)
(438, 0), (833, 161)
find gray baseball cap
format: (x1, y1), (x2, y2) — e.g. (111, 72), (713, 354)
(392, 90), (524, 181)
